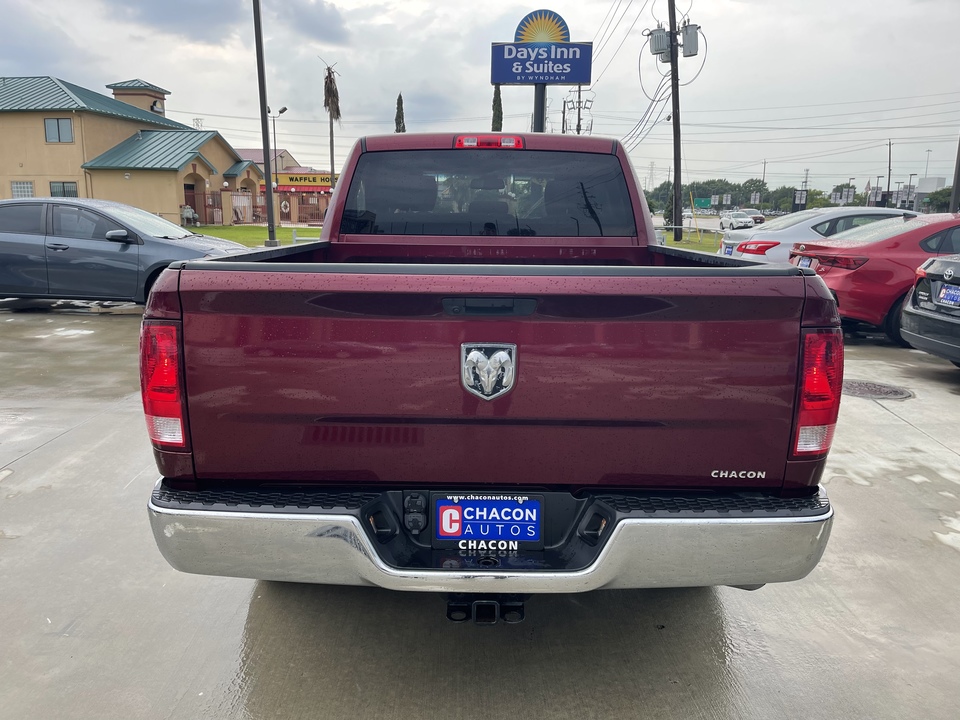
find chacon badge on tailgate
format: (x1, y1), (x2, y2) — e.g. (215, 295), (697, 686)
(461, 343), (517, 400)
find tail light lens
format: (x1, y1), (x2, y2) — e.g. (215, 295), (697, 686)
(817, 256), (868, 271)
(792, 329), (843, 458)
(455, 135), (524, 149)
(736, 240), (780, 255)
(915, 259), (935, 280)
(140, 322), (187, 449)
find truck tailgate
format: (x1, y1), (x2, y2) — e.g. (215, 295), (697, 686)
(179, 265), (808, 489)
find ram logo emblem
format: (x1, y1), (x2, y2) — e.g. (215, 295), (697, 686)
(461, 344), (517, 400)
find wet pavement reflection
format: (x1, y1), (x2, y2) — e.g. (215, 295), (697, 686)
(234, 585), (734, 720)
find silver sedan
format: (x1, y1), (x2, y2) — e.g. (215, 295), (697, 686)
(718, 211), (755, 231)
(718, 206), (917, 263)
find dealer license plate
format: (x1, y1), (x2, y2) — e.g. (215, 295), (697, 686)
(723, 245), (733, 256)
(938, 283), (960, 306)
(797, 256), (813, 268)
(431, 492), (544, 550)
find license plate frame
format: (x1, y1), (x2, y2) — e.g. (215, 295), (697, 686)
(723, 245), (733, 256)
(798, 256), (813, 268)
(938, 283), (960, 306)
(430, 492), (544, 551)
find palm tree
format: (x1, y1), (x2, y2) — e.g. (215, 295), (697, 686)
(323, 63), (341, 189)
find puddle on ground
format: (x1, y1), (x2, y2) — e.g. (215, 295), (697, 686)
(935, 512), (960, 552)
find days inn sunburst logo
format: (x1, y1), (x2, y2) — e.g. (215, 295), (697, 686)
(514, 10), (570, 44)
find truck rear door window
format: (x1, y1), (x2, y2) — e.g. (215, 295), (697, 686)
(339, 150), (637, 237)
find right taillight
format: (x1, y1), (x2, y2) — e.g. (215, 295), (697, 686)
(792, 329), (843, 458)
(817, 256), (868, 270)
(140, 322), (187, 449)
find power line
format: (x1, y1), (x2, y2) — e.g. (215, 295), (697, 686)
(590, 0), (651, 89)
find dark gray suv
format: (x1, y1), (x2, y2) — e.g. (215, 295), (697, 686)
(0, 198), (248, 303)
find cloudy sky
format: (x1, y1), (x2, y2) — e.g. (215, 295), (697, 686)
(4, 0), (958, 193)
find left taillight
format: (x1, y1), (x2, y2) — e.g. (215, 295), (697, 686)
(736, 240), (780, 255)
(140, 322), (187, 449)
(792, 329), (843, 459)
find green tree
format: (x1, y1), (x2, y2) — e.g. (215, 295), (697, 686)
(394, 93), (406, 133)
(741, 178), (768, 206)
(492, 85), (503, 132)
(767, 185), (797, 212)
(926, 186), (953, 212)
(804, 189), (832, 209)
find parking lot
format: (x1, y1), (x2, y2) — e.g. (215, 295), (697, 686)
(1, 301), (959, 720)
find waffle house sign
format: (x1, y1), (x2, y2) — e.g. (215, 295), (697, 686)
(262, 173), (339, 192)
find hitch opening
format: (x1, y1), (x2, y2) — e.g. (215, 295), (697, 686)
(445, 594), (526, 624)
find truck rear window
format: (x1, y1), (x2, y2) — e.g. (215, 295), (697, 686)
(339, 150), (637, 237)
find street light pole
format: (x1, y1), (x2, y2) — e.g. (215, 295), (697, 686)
(925, 149), (932, 178)
(907, 172), (917, 211)
(268, 105), (287, 226)
(251, 0), (278, 247)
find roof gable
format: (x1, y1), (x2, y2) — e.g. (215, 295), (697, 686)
(106, 79), (170, 95)
(82, 129), (224, 172)
(0, 76), (188, 129)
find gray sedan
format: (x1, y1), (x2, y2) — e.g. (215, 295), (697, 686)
(0, 198), (248, 303)
(718, 206), (917, 263)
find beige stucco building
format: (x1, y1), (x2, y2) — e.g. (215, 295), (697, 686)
(0, 77), (263, 223)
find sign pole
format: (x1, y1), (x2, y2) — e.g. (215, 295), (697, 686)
(533, 84), (547, 132)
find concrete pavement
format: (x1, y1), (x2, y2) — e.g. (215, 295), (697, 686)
(1, 303), (958, 719)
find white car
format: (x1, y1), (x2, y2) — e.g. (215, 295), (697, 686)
(719, 211), (755, 231)
(717, 207), (917, 263)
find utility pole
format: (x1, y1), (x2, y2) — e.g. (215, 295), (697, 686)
(887, 139), (893, 197)
(803, 168), (809, 190)
(951, 132), (960, 213)
(761, 159), (767, 209)
(668, 0), (682, 242)
(576, 85), (583, 135)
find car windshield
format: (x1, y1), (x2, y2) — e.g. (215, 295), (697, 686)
(731, 212), (749, 218)
(104, 204), (197, 239)
(829, 216), (927, 244)
(741, 209), (760, 215)
(340, 149), (637, 237)
(758, 208), (825, 231)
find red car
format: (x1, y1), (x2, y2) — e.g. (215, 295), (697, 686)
(790, 213), (960, 345)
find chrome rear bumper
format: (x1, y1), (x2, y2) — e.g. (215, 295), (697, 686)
(148, 483), (832, 593)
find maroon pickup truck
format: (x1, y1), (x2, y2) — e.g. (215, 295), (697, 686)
(143, 133), (841, 623)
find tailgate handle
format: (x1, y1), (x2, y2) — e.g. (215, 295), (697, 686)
(443, 297), (537, 317)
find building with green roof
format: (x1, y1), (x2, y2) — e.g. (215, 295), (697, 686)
(0, 76), (263, 223)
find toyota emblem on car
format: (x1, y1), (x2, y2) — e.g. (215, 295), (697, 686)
(461, 344), (517, 400)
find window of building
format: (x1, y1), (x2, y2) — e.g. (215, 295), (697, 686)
(50, 181), (79, 198)
(11, 181), (34, 199)
(44, 118), (74, 143)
